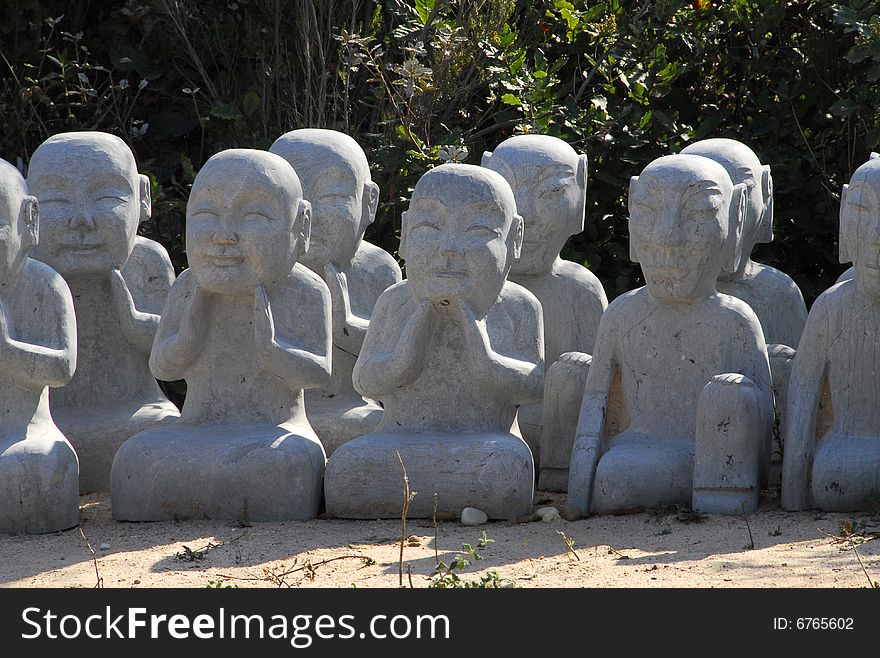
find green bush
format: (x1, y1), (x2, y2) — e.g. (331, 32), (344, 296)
(2, 0), (877, 302)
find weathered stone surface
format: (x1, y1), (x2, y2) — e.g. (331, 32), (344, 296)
(325, 164), (542, 520)
(782, 157), (880, 512)
(112, 149), (330, 521)
(568, 154), (773, 517)
(483, 135), (607, 480)
(270, 129), (401, 454)
(27, 132), (179, 492)
(0, 159), (79, 533)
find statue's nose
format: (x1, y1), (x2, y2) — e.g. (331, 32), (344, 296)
(211, 216), (238, 244)
(651, 208), (682, 246)
(69, 209), (95, 230)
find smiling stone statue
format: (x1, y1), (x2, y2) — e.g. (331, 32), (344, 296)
(111, 149), (331, 521)
(324, 164), (543, 520)
(0, 159), (79, 533)
(483, 135), (608, 491)
(269, 129), (401, 455)
(27, 132), (179, 492)
(783, 158), (880, 512)
(567, 154), (773, 517)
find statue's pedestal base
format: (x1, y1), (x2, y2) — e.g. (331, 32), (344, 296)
(307, 397), (382, 456)
(111, 421), (325, 522)
(325, 431), (534, 519)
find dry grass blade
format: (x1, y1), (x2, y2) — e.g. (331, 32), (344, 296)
(79, 527), (103, 588)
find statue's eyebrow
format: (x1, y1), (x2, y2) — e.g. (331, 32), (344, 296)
(683, 181), (724, 203)
(630, 180), (662, 200)
(411, 196), (448, 210)
(88, 172), (134, 193)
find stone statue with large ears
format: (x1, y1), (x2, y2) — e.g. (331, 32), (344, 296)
(269, 129), (402, 455)
(481, 134), (608, 492)
(0, 158), (79, 533)
(566, 154), (773, 518)
(783, 157), (880, 512)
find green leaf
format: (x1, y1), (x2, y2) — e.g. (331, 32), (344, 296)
(501, 93), (522, 106)
(242, 90), (261, 116)
(829, 98), (860, 117)
(210, 103), (243, 121)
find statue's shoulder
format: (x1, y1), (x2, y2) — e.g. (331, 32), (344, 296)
(128, 236), (174, 275)
(353, 241), (402, 285)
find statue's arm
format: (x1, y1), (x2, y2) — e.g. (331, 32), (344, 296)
(253, 283), (332, 390)
(459, 300), (544, 404)
(324, 263), (370, 356)
(110, 269), (162, 353)
(780, 310), (826, 510)
(353, 292), (433, 399)
(149, 272), (206, 381)
(0, 279), (76, 388)
(567, 313), (617, 516)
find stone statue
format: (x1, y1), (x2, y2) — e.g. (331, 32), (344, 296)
(0, 159), (79, 533)
(111, 149), (331, 521)
(834, 154), (879, 286)
(269, 129), (402, 454)
(568, 154), (773, 517)
(325, 164), (543, 520)
(782, 157), (880, 511)
(482, 135), (608, 491)
(27, 132), (179, 492)
(681, 138), (806, 484)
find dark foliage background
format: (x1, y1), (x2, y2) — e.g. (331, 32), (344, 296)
(3, 0), (879, 304)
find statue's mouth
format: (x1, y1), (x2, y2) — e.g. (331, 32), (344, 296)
(208, 254), (245, 267)
(62, 242), (103, 253)
(434, 269), (468, 278)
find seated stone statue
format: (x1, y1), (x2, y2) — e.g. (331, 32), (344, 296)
(782, 158), (880, 512)
(27, 132), (179, 492)
(269, 129), (402, 454)
(325, 164), (544, 520)
(111, 149), (330, 521)
(568, 154), (773, 517)
(482, 135), (608, 491)
(835, 154), (879, 286)
(0, 159), (79, 533)
(681, 138), (807, 483)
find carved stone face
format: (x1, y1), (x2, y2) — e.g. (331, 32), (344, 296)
(840, 162), (880, 296)
(186, 149), (310, 295)
(483, 135), (586, 275)
(681, 138), (772, 276)
(0, 161), (37, 288)
(401, 164), (522, 313)
(28, 132), (146, 276)
(629, 155), (740, 303)
(269, 129), (377, 269)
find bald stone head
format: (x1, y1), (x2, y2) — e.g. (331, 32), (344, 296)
(681, 138), (773, 275)
(269, 129), (377, 268)
(27, 131), (150, 276)
(401, 163), (523, 313)
(186, 148), (311, 295)
(0, 159), (39, 289)
(482, 134), (587, 274)
(840, 158), (880, 296)
(629, 154), (746, 303)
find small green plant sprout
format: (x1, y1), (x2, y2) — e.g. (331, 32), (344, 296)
(430, 531), (500, 588)
(206, 580), (238, 588)
(557, 530), (580, 561)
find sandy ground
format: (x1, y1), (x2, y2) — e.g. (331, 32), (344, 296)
(1, 490), (878, 588)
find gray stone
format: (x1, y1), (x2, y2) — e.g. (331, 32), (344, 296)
(782, 157), (880, 512)
(833, 155), (879, 287)
(325, 164), (542, 520)
(536, 506), (560, 522)
(461, 507), (488, 526)
(483, 135), (607, 482)
(0, 159), (79, 534)
(568, 154), (773, 517)
(27, 132), (179, 492)
(269, 129), (402, 455)
(111, 149), (330, 522)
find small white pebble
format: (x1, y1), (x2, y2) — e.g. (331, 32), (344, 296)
(461, 507), (488, 526)
(99, 543), (110, 551)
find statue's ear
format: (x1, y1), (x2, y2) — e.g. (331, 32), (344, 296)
(510, 213), (524, 261)
(138, 174), (151, 224)
(295, 199), (312, 261)
(21, 195), (39, 248)
(574, 153), (589, 232)
(871, 152), (880, 161)
(722, 182), (747, 274)
(480, 151), (493, 167)
(628, 175), (641, 263)
(398, 210), (409, 261)
(839, 184), (853, 264)
(361, 180), (379, 231)
(758, 164), (774, 244)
